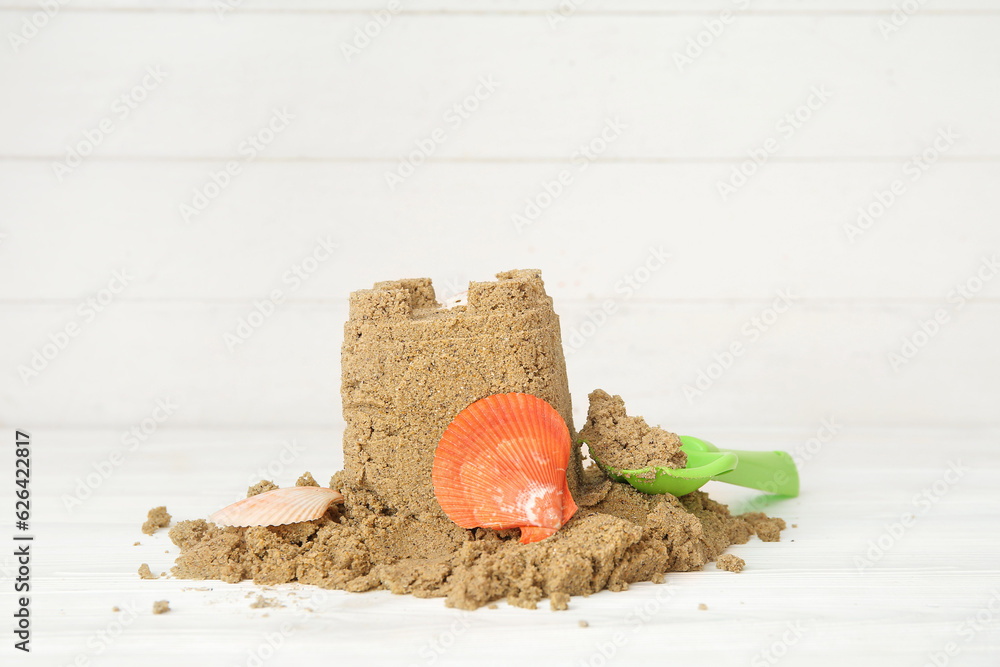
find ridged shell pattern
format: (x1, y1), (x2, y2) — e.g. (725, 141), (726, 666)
(209, 486), (344, 527)
(432, 393), (578, 544)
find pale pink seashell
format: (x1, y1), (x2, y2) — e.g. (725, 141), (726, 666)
(209, 486), (344, 527)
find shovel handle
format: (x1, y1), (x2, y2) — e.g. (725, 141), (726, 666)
(712, 449), (799, 497)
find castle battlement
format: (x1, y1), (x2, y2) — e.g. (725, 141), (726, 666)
(347, 269), (552, 323)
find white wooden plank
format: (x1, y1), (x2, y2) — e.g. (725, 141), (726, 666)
(1, 14), (997, 158)
(2, 301), (998, 427)
(1, 161), (998, 302)
(2, 1), (999, 12)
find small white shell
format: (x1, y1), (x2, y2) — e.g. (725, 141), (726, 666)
(209, 486), (344, 527)
(441, 290), (468, 309)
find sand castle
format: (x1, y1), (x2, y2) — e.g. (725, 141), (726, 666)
(169, 269), (785, 610)
(341, 269), (582, 518)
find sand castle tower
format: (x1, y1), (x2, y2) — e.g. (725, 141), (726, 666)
(341, 269), (582, 517)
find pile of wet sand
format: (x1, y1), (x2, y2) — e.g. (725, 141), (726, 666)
(167, 270), (785, 609)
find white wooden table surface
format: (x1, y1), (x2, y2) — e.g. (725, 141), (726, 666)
(9, 426), (999, 666)
(2, 0), (999, 665)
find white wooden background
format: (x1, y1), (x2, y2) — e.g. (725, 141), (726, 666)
(1, 1), (998, 665)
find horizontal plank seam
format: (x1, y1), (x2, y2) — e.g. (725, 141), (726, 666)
(0, 8), (999, 17)
(3, 156), (1000, 164)
(0, 297), (998, 306)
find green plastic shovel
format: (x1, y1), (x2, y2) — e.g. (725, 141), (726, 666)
(589, 435), (799, 497)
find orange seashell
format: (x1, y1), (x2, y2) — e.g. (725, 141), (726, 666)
(209, 486), (344, 527)
(432, 393), (578, 544)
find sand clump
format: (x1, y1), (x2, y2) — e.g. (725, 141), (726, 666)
(249, 595), (284, 609)
(742, 513), (786, 542)
(167, 270), (784, 609)
(142, 506), (171, 535)
(716, 554), (745, 573)
(152, 600), (170, 614)
(581, 390), (686, 473)
(246, 481), (278, 497)
(295, 472), (319, 487)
